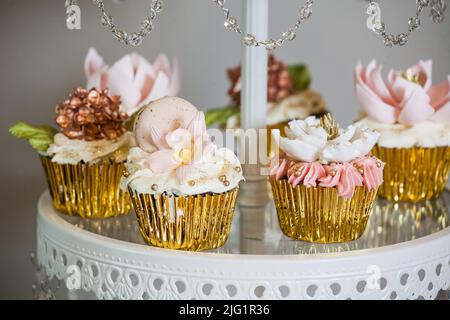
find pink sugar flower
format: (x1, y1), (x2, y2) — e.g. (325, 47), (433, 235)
(355, 60), (450, 126)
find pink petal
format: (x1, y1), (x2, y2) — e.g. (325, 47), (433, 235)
(145, 72), (170, 103)
(150, 126), (169, 150)
(356, 84), (397, 123)
(153, 53), (171, 77)
(355, 61), (366, 83)
(107, 54), (142, 113)
(165, 128), (191, 152)
(84, 47), (105, 78)
(430, 99), (450, 123)
(130, 53), (156, 104)
(390, 76), (423, 103)
(147, 149), (179, 173)
(138, 76), (155, 105)
(366, 62), (398, 106)
(398, 90), (435, 125)
(411, 60), (432, 91)
(86, 67), (108, 91)
(130, 52), (155, 75)
(169, 57), (181, 96)
(429, 76), (450, 109)
(187, 112), (207, 138)
(192, 137), (212, 163)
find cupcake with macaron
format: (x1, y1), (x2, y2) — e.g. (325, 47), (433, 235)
(122, 96), (244, 251)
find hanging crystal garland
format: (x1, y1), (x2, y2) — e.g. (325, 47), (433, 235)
(366, 0), (447, 47)
(65, 0), (81, 30)
(92, 0), (164, 47)
(212, 0), (314, 51)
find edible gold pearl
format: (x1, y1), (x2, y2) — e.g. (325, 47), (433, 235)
(223, 180), (230, 187)
(123, 169), (130, 178)
(358, 168), (364, 175)
(295, 171), (302, 177)
(151, 184), (158, 191)
(234, 166), (242, 173)
(219, 175), (227, 182)
(329, 169), (336, 177)
(376, 161), (382, 168)
(188, 180), (195, 187)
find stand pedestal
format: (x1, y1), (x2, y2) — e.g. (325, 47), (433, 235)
(238, 0), (269, 208)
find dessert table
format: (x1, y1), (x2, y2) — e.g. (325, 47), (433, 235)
(37, 189), (450, 300)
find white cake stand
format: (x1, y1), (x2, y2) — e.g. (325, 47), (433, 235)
(37, 190), (450, 300)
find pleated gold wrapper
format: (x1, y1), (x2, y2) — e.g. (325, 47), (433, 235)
(270, 179), (378, 243)
(372, 146), (450, 202)
(40, 156), (131, 218)
(128, 188), (239, 251)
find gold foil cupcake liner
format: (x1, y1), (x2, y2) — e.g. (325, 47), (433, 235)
(128, 188), (239, 251)
(270, 179), (378, 243)
(40, 156), (131, 218)
(372, 146), (450, 202)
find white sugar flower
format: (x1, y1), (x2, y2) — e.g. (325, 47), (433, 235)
(274, 117), (380, 163)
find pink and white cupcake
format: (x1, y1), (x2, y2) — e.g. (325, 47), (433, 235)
(355, 60), (450, 202)
(122, 97), (244, 251)
(270, 115), (384, 243)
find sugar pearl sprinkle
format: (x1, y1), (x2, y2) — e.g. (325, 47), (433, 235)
(188, 180), (196, 187)
(151, 184), (158, 191)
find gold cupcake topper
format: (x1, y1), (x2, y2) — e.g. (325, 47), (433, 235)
(320, 113), (340, 140)
(401, 68), (422, 86)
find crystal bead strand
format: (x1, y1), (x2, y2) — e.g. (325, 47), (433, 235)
(366, 0), (447, 47)
(92, 0), (164, 47)
(212, 0), (314, 51)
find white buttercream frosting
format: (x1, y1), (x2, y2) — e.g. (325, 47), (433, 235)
(47, 132), (135, 165)
(122, 145), (244, 196)
(274, 116), (380, 163)
(357, 117), (450, 148)
(267, 90), (327, 126)
(226, 90), (327, 128)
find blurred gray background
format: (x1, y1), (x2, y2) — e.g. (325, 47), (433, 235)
(0, 0), (449, 299)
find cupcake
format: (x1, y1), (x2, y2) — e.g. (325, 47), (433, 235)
(10, 87), (135, 218)
(122, 97), (244, 251)
(205, 55), (327, 140)
(269, 115), (384, 243)
(355, 60), (450, 202)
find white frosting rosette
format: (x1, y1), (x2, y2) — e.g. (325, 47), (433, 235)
(273, 116), (380, 164)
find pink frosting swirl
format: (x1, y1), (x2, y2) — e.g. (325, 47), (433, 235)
(269, 157), (289, 180)
(319, 163), (363, 199)
(286, 162), (326, 188)
(287, 162), (311, 188)
(303, 162), (326, 187)
(270, 154), (385, 199)
(353, 156), (385, 192)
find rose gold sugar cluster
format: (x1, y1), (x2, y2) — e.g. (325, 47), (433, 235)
(227, 55), (294, 106)
(55, 88), (129, 141)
